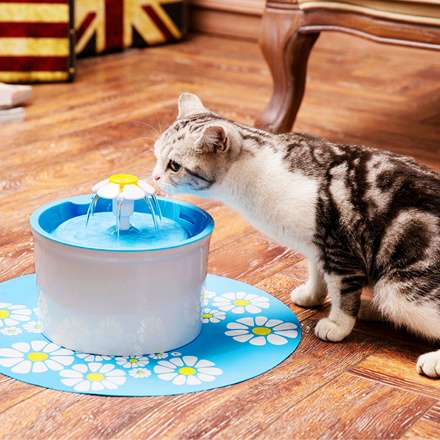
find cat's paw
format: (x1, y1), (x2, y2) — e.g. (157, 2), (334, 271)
(315, 318), (351, 342)
(358, 299), (382, 321)
(291, 284), (325, 308)
(417, 351), (440, 378)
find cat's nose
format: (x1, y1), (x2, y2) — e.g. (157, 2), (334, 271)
(153, 175), (160, 181)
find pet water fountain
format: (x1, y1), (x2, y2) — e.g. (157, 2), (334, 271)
(30, 174), (214, 356)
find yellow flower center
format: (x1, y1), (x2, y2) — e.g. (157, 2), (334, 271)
(129, 359), (138, 363)
(252, 327), (271, 336)
(27, 352), (48, 362)
(139, 372), (144, 375)
(9, 330), (15, 334)
(203, 313), (213, 318)
(179, 367), (196, 375)
(87, 373), (104, 382)
(109, 174), (138, 189)
(0, 310), (10, 319)
(234, 300), (249, 306)
(156, 354), (162, 357)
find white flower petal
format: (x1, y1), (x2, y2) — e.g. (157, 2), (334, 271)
(186, 375), (202, 386)
(231, 306), (245, 314)
(61, 378), (83, 387)
(217, 305), (234, 312)
(195, 359), (215, 369)
(249, 336), (266, 346)
(122, 184), (145, 200)
(221, 292), (237, 300)
(245, 305), (261, 314)
(106, 376), (126, 386)
(91, 381), (105, 391)
(273, 323), (297, 331)
(137, 180), (155, 195)
(173, 375), (187, 386)
(60, 369), (83, 379)
(51, 356), (75, 366)
(45, 359), (64, 371)
(233, 334), (254, 343)
(265, 319), (283, 328)
(197, 373), (216, 382)
(0, 358), (23, 368)
(267, 334), (288, 345)
(225, 330), (249, 337)
(197, 367), (222, 376)
(226, 322), (248, 330)
(157, 360), (177, 369)
(154, 366), (175, 374)
(30, 340), (48, 352)
(73, 364), (88, 374)
(236, 292), (246, 300)
(105, 369), (126, 377)
(42, 343), (61, 353)
(170, 358), (184, 367)
(98, 183), (120, 199)
(237, 317), (255, 327)
(32, 362), (48, 373)
(157, 372), (178, 381)
(99, 364), (114, 374)
(12, 360), (32, 374)
(74, 380), (91, 392)
(92, 178), (109, 193)
(11, 342), (30, 353)
(255, 316), (268, 326)
(88, 363), (101, 373)
(0, 348), (23, 358)
(274, 330), (298, 339)
(183, 356), (197, 367)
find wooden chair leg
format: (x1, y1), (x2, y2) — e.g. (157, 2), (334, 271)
(255, 8), (319, 133)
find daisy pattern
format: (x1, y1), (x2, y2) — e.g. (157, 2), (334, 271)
(76, 353), (111, 362)
(54, 317), (92, 349)
(170, 352), (181, 356)
(184, 297), (200, 325)
(0, 341), (74, 374)
(203, 289), (216, 306)
(94, 317), (124, 349)
(137, 316), (167, 344)
(115, 355), (149, 368)
(202, 308), (226, 324)
(149, 352), (168, 360)
(36, 288), (49, 327)
(213, 292), (270, 314)
(0, 302), (31, 327)
(60, 362), (126, 392)
(0, 327), (22, 336)
(225, 316), (298, 346)
(154, 356), (223, 386)
(129, 368), (151, 379)
(23, 321), (43, 334)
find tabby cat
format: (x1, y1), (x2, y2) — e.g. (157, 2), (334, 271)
(152, 93), (440, 378)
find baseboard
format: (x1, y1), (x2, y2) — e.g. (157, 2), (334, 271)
(189, 0), (264, 41)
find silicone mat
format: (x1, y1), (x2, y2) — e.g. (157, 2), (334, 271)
(0, 274), (301, 396)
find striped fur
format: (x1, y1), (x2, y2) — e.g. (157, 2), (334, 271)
(153, 94), (440, 378)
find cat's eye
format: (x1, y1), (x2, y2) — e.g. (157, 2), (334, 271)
(168, 160), (181, 172)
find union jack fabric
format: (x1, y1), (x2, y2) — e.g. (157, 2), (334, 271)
(75, 0), (185, 56)
(0, 0), (75, 83)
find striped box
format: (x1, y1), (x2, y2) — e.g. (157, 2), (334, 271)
(0, 0), (75, 83)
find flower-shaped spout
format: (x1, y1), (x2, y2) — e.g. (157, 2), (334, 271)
(92, 174), (155, 231)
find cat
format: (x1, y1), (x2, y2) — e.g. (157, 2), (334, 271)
(152, 93), (440, 378)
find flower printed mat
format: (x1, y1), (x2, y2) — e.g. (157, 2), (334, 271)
(0, 274), (301, 396)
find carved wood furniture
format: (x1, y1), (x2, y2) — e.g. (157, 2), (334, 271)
(256, 0), (440, 133)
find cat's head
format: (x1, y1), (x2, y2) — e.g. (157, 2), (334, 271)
(152, 93), (241, 196)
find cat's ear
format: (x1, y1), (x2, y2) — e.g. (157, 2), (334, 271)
(177, 93), (208, 119)
(197, 126), (228, 154)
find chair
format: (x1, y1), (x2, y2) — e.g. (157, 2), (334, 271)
(256, 0), (440, 133)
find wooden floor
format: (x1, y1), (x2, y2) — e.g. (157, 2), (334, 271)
(1, 32), (440, 439)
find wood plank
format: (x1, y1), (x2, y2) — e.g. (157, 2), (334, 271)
(350, 342), (440, 400)
(113, 321), (384, 439)
(0, 376), (44, 414)
(262, 373), (434, 439)
(402, 402), (440, 439)
(208, 233), (303, 285)
(0, 389), (167, 439)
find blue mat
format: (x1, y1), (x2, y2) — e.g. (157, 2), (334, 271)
(0, 274), (301, 396)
